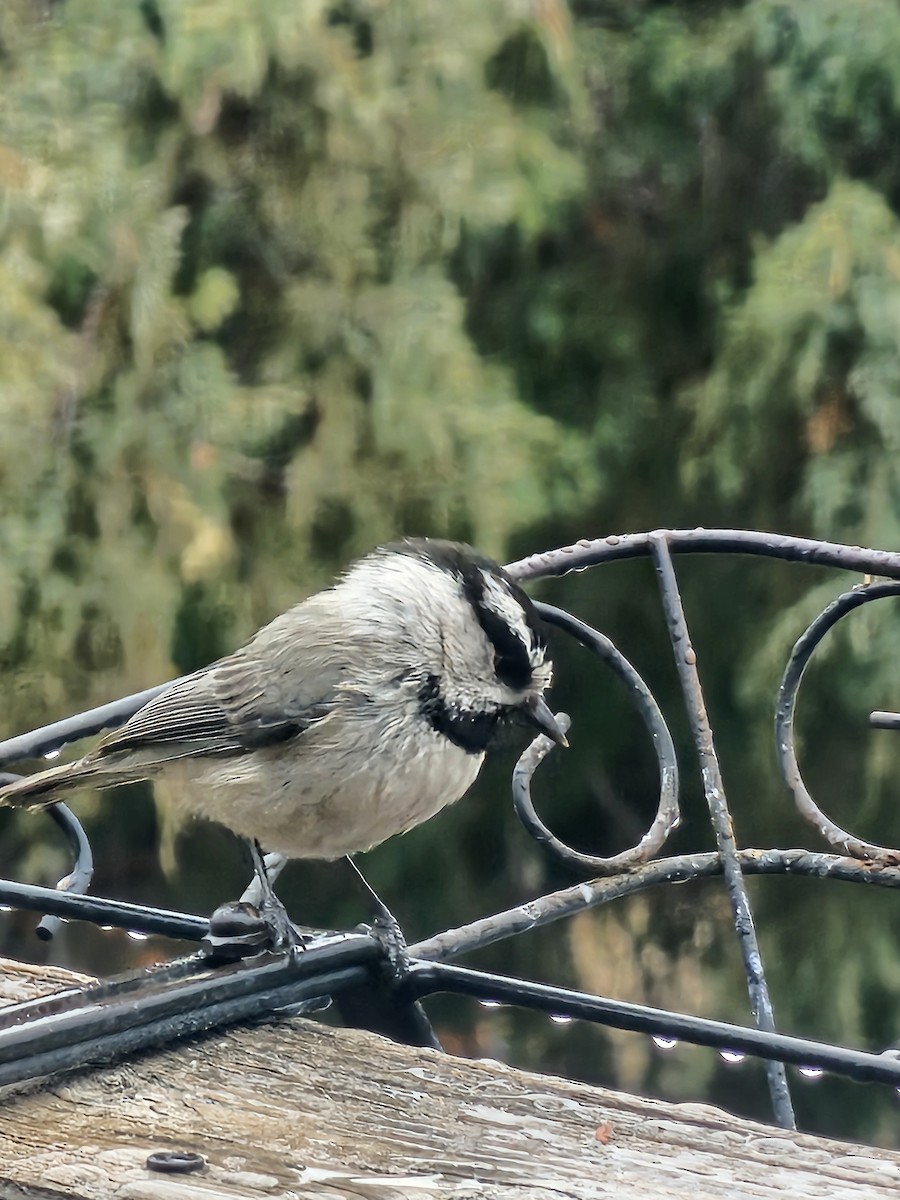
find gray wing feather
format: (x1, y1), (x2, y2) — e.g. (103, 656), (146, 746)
(95, 601), (345, 762)
(95, 673), (246, 758)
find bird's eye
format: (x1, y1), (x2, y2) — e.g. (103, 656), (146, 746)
(476, 607), (537, 690)
(495, 654), (534, 690)
(458, 562), (546, 690)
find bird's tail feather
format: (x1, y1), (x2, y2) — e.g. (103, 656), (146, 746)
(0, 761), (138, 810)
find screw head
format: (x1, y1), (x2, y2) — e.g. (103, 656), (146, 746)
(145, 1150), (206, 1175)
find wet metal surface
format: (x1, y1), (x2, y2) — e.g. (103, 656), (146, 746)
(650, 534), (795, 1129)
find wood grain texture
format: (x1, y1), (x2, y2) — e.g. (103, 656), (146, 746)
(0, 958), (897, 1199)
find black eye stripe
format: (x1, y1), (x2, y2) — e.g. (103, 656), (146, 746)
(460, 571), (545, 691)
(384, 538), (548, 689)
(470, 599), (535, 688)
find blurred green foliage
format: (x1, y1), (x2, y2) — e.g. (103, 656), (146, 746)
(0, 0), (593, 717)
(3, 0), (900, 1146)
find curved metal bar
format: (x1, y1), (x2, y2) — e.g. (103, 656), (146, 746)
(514, 603), (680, 874)
(0, 772), (98, 941)
(1, 843), (896, 956)
(409, 847), (900, 962)
(2, 529), (896, 770)
(0, 683), (172, 766)
(1, 841), (894, 957)
(507, 528), (900, 583)
(35, 804), (95, 942)
(2, 527), (900, 1121)
(775, 581), (900, 860)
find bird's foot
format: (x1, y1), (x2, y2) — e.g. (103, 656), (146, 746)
(356, 909), (410, 981)
(260, 892), (310, 953)
(341, 855), (409, 978)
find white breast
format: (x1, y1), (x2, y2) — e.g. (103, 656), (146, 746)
(157, 713), (485, 861)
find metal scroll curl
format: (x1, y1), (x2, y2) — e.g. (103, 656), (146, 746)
(0, 769), (94, 942)
(775, 581), (900, 864)
(36, 803), (95, 941)
(512, 602), (680, 875)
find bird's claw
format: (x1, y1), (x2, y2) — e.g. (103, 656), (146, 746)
(355, 912), (410, 981)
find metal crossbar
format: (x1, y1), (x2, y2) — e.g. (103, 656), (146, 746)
(1, 528), (900, 1131)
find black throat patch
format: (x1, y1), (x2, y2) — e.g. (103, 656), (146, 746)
(417, 674), (502, 754)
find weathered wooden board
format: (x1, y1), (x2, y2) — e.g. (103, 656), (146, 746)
(0, 958), (896, 1199)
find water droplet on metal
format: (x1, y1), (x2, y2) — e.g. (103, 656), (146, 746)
(480, 999), (503, 1009)
(550, 1014), (573, 1025)
(798, 1065), (824, 1079)
(652, 1035), (678, 1051)
(43, 749), (61, 760)
(720, 1049), (745, 1064)
(127, 930), (149, 942)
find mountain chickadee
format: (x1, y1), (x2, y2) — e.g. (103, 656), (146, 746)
(0, 540), (565, 920)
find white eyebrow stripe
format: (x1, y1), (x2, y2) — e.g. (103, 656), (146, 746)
(478, 569), (546, 666)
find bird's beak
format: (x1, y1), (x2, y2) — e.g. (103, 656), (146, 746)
(523, 695), (569, 747)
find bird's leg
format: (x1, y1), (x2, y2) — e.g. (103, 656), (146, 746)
(240, 850), (288, 908)
(344, 856), (408, 979)
(246, 839), (304, 950)
(201, 841), (304, 961)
